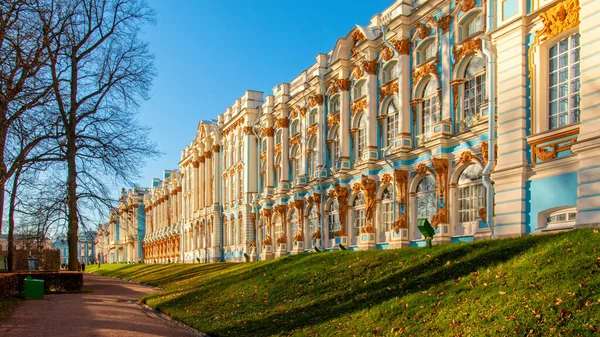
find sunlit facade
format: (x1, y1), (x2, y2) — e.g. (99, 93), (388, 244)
(107, 0), (600, 263)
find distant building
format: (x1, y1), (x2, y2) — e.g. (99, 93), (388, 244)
(51, 231), (98, 265)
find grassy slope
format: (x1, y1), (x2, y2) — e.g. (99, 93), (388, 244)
(88, 229), (600, 336)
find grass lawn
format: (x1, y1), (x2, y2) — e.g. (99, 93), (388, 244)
(88, 229), (600, 336)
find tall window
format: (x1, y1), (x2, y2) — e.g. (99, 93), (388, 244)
(273, 160), (279, 188)
(230, 216), (235, 246)
(331, 97), (340, 113)
(224, 178), (228, 205)
(289, 209), (299, 238)
(238, 143), (243, 162)
(309, 110), (317, 125)
(549, 33), (580, 129)
(223, 218), (229, 246)
(291, 120), (300, 135)
(463, 56), (486, 121)
(275, 130), (282, 145)
(353, 192), (366, 236)
(386, 97), (399, 146)
(328, 200), (339, 239)
(457, 164), (485, 223)
(354, 81), (367, 99)
(290, 147), (300, 181)
(357, 115), (367, 160)
(237, 217), (242, 245)
(329, 127), (340, 169)
(308, 206), (319, 240)
(461, 14), (482, 41)
(274, 214), (283, 241)
(422, 81), (440, 136)
(416, 175), (437, 222)
(418, 40), (436, 64)
(380, 188), (393, 233)
(382, 62), (399, 83)
(238, 171), (243, 199)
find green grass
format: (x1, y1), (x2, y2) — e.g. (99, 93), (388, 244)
(0, 296), (22, 322)
(88, 229), (600, 336)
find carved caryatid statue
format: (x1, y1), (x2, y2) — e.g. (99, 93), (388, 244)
(333, 184), (349, 236)
(394, 169), (409, 205)
(293, 230), (304, 243)
(359, 175), (377, 233)
(311, 227), (321, 241)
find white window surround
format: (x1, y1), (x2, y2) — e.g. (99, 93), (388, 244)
(538, 206), (577, 231)
(457, 11), (484, 42)
(327, 200), (340, 240)
(381, 62), (399, 84)
(354, 81), (367, 100)
(530, 27), (580, 135)
(415, 37), (438, 66)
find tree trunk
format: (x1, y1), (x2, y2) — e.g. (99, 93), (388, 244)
(67, 50), (79, 272)
(7, 166), (21, 271)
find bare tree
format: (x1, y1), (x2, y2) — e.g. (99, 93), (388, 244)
(40, 0), (157, 270)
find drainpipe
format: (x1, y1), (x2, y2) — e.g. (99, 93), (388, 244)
(481, 0), (496, 238)
(251, 119), (263, 258)
(315, 72), (328, 248)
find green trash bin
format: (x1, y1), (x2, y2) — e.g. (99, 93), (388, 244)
(24, 276), (44, 300)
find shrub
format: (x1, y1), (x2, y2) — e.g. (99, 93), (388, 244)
(13, 272), (83, 293)
(0, 274), (17, 297)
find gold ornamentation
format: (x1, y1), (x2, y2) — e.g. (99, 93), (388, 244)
(352, 29), (366, 43)
(381, 46), (394, 61)
(438, 15), (451, 34)
(212, 145), (220, 153)
(313, 193), (321, 206)
(290, 134), (301, 146)
(336, 78), (351, 91)
(243, 126), (253, 135)
(293, 230), (304, 243)
(277, 233), (287, 245)
(328, 81), (339, 94)
(480, 142), (498, 169)
(292, 199), (304, 222)
(289, 106), (298, 120)
(274, 118), (289, 129)
(250, 212), (256, 223)
(379, 80), (398, 97)
(392, 38), (411, 55)
(249, 241), (256, 249)
(361, 60), (378, 75)
(453, 38), (482, 64)
(307, 124), (318, 137)
(359, 175), (377, 227)
(333, 184), (349, 236)
(536, 0), (579, 42)
(311, 228), (321, 241)
(260, 152), (267, 161)
(262, 235), (272, 246)
(351, 98), (367, 116)
(451, 80), (463, 111)
(394, 169), (409, 204)
(274, 144), (282, 155)
(352, 183), (361, 194)
(262, 208), (272, 231)
(262, 127), (274, 137)
(432, 158), (449, 204)
(416, 163), (428, 176)
(381, 173), (392, 185)
(535, 144), (558, 161)
(327, 113), (340, 127)
(479, 207), (486, 222)
(431, 207), (448, 228)
(204, 151), (212, 159)
(351, 66), (364, 80)
(460, 0), (476, 13)
(274, 204), (287, 229)
(308, 94), (323, 108)
(412, 62), (439, 86)
(458, 151), (474, 165)
(414, 23), (430, 40)
(393, 214), (408, 233)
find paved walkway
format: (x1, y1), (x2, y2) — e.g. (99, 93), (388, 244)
(0, 274), (196, 337)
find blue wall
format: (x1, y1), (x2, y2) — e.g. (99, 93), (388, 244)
(527, 172), (578, 233)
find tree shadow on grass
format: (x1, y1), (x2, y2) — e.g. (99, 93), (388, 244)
(158, 232), (567, 337)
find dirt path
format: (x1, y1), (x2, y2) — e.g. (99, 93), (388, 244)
(0, 274), (198, 337)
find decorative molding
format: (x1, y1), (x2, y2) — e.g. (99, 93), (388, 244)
(458, 151), (474, 165)
(416, 163), (429, 176)
(453, 38), (482, 64)
(351, 98), (367, 116)
(307, 94), (323, 108)
(243, 126), (253, 135)
(307, 124), (318, 137)
(212, 145), (220, 153)
(352, 29), (366, 43)
(412, 61), (439, 86)
(336, 78), (351, 91)
(459, 0), (476, 13)
(351, 66), (364, 80)
(379, 80), (398, 97)
(204, 151), (212, 159)
(535, 0), (580, 42)
(359, 175), (376, 232)
(262, 208), (272, 231)
(381, 46), (394, 61)
(450, 80), (463, 111)
(328, 81), (339, 94)
(290, 134), (301, 146)
(274, 144), (282, 155)
(432, 158), (449, 205)
(414, 23), (430, 40)
(361, 60), (378, 75)
(332, 184), (349, 237)
(381, 173), (392, 185)
(311, 227), (321, 241)
(327, 112), (340, 127)
(431, 207), (448, 229)
(437, 15), (451, 34)
(535, 144), (558, 161)
(480, 142), (498, 169)
(393, 214), (408, 232)
(262, 127), (274, 137)
(274, 118), (289, 129)
(392, 38), (411, 55)
(222, 118), (245, 137)
(260, 152), (267, 161)
(394, 169), (409, 204)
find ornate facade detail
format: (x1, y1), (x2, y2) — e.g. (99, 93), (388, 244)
(311, 228), (321, 241)
(359, 175), (376, 231)
(438, 15), (451, 34)
(432, 158), (449, 205)
(412, 61), (439, 85)
(293, 230), (304, 243)
(277, 233), (287, 245)
(243, 126), (253, 135)
(352, 29), (366, 43)
(394, 169), (409, 204)
(350, 98), (367, 116)
(361, 60), (378, 75)
(274, 144), (282, 155)
(260, 152), (267, 161)
(332, 184), (349, 236)
(307, 124), (318, 137)
(393, 214), (408, 232)
(414, 23), (430, 40)
(262, 127), (274, 137)
(392, 38), (411, 55)
(451, 80), (463, 111)
(328, 81), (339, 94)
(431, 208), (448, 229)
(381, 46), (394, 61)
(336, 78), (351, 91)
(416, 163), (429, 176)
(480, 142), (498, 169)
(274, 117), (289, 129)
(479, 207), (486, 222)
(212, 144), (220, 153)
(290, 134), (301, 146)
(535, 144), (558, 161)
(222, 117), (245, 137)
(351, 66), (364, 80)
(262, 208), (272, 231)
(536, 0), (580, 42)
(458, 151), (474, 165)
(453, 38), (482, 64)
(204, 151), (212, 159)
(381, 173), (392, 185)
(327, 112), (340, 127)
(379, 80), (398, 97)
(460, 0), (476, 12)
(307, 94), (323, 108)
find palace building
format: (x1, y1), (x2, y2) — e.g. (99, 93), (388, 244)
(98, 0), (600, 263)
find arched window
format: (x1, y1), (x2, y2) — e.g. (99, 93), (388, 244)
(238, 171), (243, 199)
(328, 200), (339, 240)
(422, 81), (440, 136)
(418, 39), (436, 65)
(291, 120), (300, 135)
(223, 217), (229, 246)
(289, 209), (299, 238)
(460, 13), (482, 41)
(290, 147), (300, 181)
(307, 137), (317, 179)
(309, 110), (317, 125)
(386, 97), (399, 146)
(380, 188), (394, 233)
(274, 155), (280, 188)
(357, 114), (367, 160)
(237, 216), (242, 245)
(230, 215), (235, 247)
(275, 130), (282, 145)
(462, 56), (486, 121)
(238, 141), (243, 163)
(354, 81), (367, 100)
(457, 164), (484, 224)
(224, 178), (228, 205)
(274, 213), (283, 241)
(328, 126), (340, 169)
(207, 221), (212, 248)
(261, 138), (267, 153)
(308, 206), (319, 240)
(353, 192), (366, 236)
(382, 62), (399, 83)
(330, 97), (340, 113)
(416, 175), (437, 222)
(549, 33), (580, 129)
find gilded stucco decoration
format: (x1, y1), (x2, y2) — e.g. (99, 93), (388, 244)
(290, 134), (301, 146)
(535, 144), (558, 161)
(536, 0), (580, 42)
(352, 182), (362, 194)
(260, 152), (267, 161)
(459, 0), (476, 12)
(311, 228), (321, 241)
(412, 61), (439, 86)
(381, 46), (394, 62)
(361, 60), (378, 75)
(379, 80), (398, 97)
(336, 78), (351, 91)
(351, 98), (367, 116)
(352, 29), (366, 43)
(392, 38), (411, 55)
(479, 207), (486, 222)
(307, 124), (318, 137)
(458, 151), (474, 165)
(274, 118), (289, 129)
(276, 233), (287, 245)
(393, 214), (408, 232)
(262, 208), (272, 231)
(274, 144), (282, 155)
(358, 175), (377, 233)
(327, 113), (340, 127)
(414, 23), (430, 40)
(437, 15), (451, 34)
(450, 80), (463, 110)
(274, 204), (287, 229)
(416, 163), (429, 176)
(293, 230), (304, 243)
(212, 144), (220, 153)
(453, 38), (482, 64)
(332, 184), (349, 236)
(352, 66), (364, 80)
(289, 107), (298, 120)
(328, 81), (339, 94)
(381, 173), (392, 185)
(432, 158), (449, 205)
(308, 94), (323, 108)
(262, 127), (274, 137)
(222, 118), (245, 137)
(394, 169), (409, 204)
(204, 150), (212, 159)
(480, 142), (498, 169)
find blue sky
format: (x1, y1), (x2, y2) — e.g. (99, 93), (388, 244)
(136, 0), (392, 187)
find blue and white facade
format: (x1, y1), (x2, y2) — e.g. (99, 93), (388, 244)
(123, 0), (598, 263)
